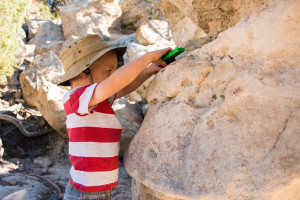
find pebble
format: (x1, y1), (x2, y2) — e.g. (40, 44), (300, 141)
(8, 180), (17, 185)
(42, 168), (48, 175)
(33, 157), (53, 168)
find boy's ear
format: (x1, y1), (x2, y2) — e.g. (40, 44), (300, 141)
(79, 72), (88, 78)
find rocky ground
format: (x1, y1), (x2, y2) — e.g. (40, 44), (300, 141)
(0, 85), (132, 200)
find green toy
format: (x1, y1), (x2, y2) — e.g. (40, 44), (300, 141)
(161, 47), (185, 67)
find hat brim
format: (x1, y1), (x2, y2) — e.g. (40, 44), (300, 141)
(57, 46), (127, 86)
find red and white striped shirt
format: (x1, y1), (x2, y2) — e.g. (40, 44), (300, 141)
(62, 83), (122, 192)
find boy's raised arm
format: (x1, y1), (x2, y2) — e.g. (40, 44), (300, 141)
(115, 63), (162, 99)
(89, 48), (171, 107)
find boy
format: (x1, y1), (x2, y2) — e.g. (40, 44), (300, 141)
(57, 33), (171, 200)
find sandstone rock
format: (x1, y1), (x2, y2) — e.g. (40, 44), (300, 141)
(124, 41), (174, 64)
(17, 28), (27, 44)
(33, 157), (53, 168)
(202, 1), (300, 62)
(181, 36), (217, 52)
(107, 32), (135, 48)
(35, 40), (64, 57)
(16, 36), (26, 67)
(26, 19), (48, 39)
(125, 0), (300, 199)
(161, 0), (268, 45)
(24, 44), (36, 63)
(2, 174), (48, 200)
(2, 189), (26, 200)
(8, 180), (17, 186)
(19, 51), (67, 137)
(117, 0), (165, 33)
(59, 0), (122, 39)
(134, 77), (154, 104)
(30, 20), (64, 56)
(134, 20), (175, 47)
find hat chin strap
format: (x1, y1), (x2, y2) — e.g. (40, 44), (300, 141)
(84, 68), (93, 85)
(88, 73), (93, 85)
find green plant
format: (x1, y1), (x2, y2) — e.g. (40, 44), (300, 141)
(39, 2), (54, 19)
(41, 0), (67, 19)
(0, 0), (29, 82)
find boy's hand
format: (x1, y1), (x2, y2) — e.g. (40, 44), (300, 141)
(149, 47), (173, 67)
(146, 63), (164, 75)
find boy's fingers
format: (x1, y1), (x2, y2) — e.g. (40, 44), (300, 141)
(162, 60), (167, 66)
(159, 47), (172, 55)
(164, 47), (172, 54)
(154, 59), (167, 66)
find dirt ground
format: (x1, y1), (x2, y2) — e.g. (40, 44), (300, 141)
(0, 86), (132, 200)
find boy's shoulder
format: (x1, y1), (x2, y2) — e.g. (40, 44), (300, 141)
(62, 85), (86, 104)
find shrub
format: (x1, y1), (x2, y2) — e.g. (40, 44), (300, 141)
(0, 0), (29, 83)
(39, 2), (54, 20)
(41, 0), (67, 19)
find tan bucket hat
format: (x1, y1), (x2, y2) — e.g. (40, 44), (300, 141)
(58, 33), (127, 86)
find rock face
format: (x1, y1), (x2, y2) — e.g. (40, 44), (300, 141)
(134, 20), (174, 47)
(30, 20), (65, 56)
(19, 51), (68, 137)
(123, 18), (176, 65)
(125, 0), (300, 199)
(161, 0), (269, 45)
(26, 19), (48, 39)
(59, 0), (122, 39)
(117, 0), (164, 32)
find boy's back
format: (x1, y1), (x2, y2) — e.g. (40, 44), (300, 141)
(62, 83), (122, 192)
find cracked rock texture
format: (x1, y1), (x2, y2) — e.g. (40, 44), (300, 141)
(161, 0), (269, 45)
(19, 52), (67, 137)
(125, 0), (300, 199)
(59, 0), (122, 39)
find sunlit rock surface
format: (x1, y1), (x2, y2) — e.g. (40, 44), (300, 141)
(161, 0), (269, 45)
(117, 0), (165, 32)
(125, 0), (300, 199)
(59, 0), (122, 39)
(19, 52), (67, 137)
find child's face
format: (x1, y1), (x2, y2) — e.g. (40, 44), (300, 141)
(90, 50), (118, 83)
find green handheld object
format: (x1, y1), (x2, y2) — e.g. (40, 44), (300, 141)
(162, 47), (185, 66)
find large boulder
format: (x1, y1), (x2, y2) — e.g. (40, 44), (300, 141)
(161, 0), (269, 45)
(59, 0), (122, 39)
(19, 51), (67, 137)
(125, 0), (300, 199)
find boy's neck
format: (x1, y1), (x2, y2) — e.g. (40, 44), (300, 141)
(71, 78), (90, 88)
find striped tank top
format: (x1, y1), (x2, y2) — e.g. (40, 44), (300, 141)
(62, 83), (122, 192)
